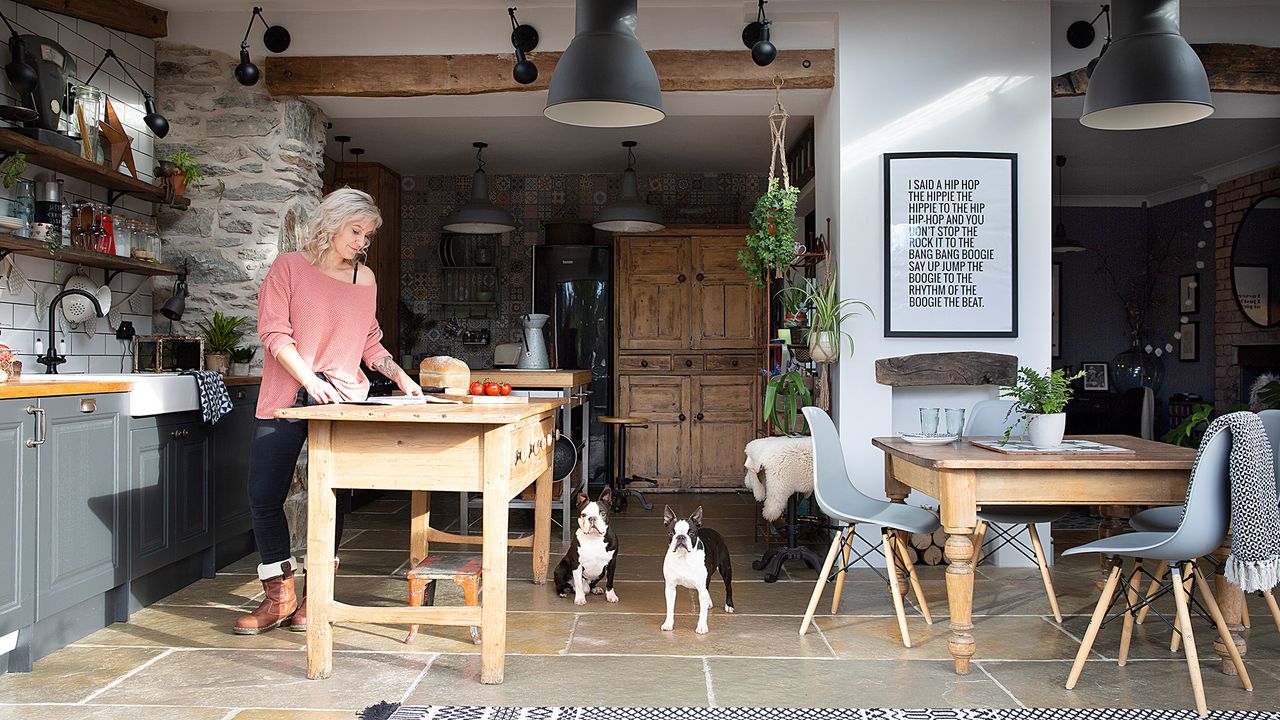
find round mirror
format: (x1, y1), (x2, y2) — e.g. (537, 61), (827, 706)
(1231, 195), (1279, 328)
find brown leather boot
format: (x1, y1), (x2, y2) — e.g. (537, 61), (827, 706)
(234, 566), (298, 635)
(290, 557), (339, 632)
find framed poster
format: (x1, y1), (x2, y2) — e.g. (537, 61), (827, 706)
(1180, 321), (1199, 362)
(1179, 274), (1198, 314)
(1234, 265), (1270, 326)
(1052, 263), (1061, 357)
(884, 152), (1018, 337)
(1082, 361), (1109, 392)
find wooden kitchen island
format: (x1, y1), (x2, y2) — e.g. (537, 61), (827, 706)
(276, 398), (565, 684)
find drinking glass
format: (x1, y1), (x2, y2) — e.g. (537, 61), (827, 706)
(945, 408), (966, 437)
(919, 407), (940, 435)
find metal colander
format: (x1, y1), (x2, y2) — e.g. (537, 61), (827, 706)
(61, 273), (99, 323)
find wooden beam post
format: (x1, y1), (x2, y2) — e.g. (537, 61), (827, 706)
(1052, 43), (1280, 97)
(15, 0), (167, 40)
(265, 49), (834, 98)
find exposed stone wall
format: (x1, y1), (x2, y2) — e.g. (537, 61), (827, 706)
(152, 42), (327, 368)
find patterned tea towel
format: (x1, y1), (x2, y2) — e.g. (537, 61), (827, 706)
(182, 370), (234, 425)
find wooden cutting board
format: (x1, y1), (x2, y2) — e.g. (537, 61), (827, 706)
(424, 392), (529, 404)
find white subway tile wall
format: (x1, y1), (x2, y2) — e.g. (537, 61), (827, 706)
(0, 3), (161, 373)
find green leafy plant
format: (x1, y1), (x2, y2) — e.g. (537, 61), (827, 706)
(999, 367), (1085, 442)
(1256, 378), (1280, 409)
(1162, 400), (1256, 447)
(739, 178), (799, 287)
(196, 312), (248, 354)
(229, 346), (256, 364)
(762, 364), (812, 436)
(0, 151), (26, 189)
(781, 270), (872, 359)
(166, 149), (204, 188)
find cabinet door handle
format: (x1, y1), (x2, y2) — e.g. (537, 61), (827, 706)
(677, 273), (686, 283)
(640, 359), (649, 368)
(678, 413), (686, 422)
(696, 412), (704, 421)
(79, 398), (97, 413)
(696, 272), (705, 281)
(25, 405), (45, 448)
(236, 390), (246, 400)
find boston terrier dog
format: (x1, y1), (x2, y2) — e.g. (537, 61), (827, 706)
(661, 505), (735, 634)
(553, 487), (619, 605)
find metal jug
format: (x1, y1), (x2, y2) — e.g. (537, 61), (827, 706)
(517, 313), (550, 369)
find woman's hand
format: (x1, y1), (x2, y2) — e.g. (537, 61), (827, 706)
(304, 377), (343, 404)
(396, 374), (423, 397)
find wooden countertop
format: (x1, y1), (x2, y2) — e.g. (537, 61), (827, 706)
(275, 398), (567, 424)
(466, 369), (592, 388)
(873, 434), (1195, 470)
(224, 376), (263, 386)
(0, 377), (133, 399)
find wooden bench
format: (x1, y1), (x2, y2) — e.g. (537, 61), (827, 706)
(404, 554), (482, 645)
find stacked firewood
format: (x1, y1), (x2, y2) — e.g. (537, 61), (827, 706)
(903, 528), (949, 566)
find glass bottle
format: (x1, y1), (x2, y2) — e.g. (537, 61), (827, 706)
(113, 215), (131, 258)
(58, 181), (71, 247)
(13, 179), (34, 238)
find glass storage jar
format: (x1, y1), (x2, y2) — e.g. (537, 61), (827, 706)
(69, 84), (105, 163)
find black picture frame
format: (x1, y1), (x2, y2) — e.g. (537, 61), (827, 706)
(883, 151), (1018, 337)
(1179, 273), (1199, 314)
(1180, 321), (1199, 362)
(1052, 262), (1061, 358)
(1081, 361), (1109, 392)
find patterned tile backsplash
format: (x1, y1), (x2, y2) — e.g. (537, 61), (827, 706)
(400, 171), (763, 367)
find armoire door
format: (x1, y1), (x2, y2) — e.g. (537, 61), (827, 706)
(691, 235), (760, 350)
(690, 375), (759, 488)
(616, 236), (691, 351)
(617, 374), (689, 487)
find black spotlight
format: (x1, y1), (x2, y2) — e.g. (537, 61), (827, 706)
(742, 0), (777, 67)
(1068, 4), (1112, 76)
(508, 7), (539, 85)
(143, 95), (169, 138)
(235, 6), (290, 87)
(160, 272), (188, 321)
(71, 48), (171, 137)
(0, 10), (36, 95)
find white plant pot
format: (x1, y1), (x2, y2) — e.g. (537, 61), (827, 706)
(1026, 412), (1067, 448)
(230, 362), (250, 376)
(808, 331), (840, 363)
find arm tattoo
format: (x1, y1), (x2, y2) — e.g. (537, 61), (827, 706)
(373, 356), (401, 379)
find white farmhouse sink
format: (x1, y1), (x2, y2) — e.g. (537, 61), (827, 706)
(42, 373), (200, 417)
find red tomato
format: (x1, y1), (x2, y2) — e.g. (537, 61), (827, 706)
(469, 381), (485, 396)
(483, 381), (501, 396)
(499, 383), (512, 396)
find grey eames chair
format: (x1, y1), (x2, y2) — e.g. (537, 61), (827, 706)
(798, 407), (940, 647)
(966, 399), (1069, 621)
(1061, 422), (1252, 717)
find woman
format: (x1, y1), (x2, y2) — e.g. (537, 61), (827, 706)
(235, 188), (421, 635)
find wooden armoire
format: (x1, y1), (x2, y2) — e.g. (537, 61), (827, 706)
(613, 226), (764, 489)
(325, 158), (402, 361)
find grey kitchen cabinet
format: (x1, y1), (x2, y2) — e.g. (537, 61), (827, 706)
(127, 413), (213, 579)
(214, 385), (258, 539)
(0, 399), (36, 642)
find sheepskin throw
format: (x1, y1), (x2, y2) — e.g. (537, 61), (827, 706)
(743, 436), (814, 522)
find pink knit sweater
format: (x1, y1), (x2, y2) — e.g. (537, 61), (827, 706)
(255, 251), (393, 419)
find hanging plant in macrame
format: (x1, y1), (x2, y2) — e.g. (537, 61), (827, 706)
(739, 79), (800, 288)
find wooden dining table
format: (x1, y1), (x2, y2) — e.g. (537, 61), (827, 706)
(873, 434), (1248, 676)
(277, 398), (565, 684)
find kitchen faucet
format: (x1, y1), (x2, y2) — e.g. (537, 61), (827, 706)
(38, 289), (104, 374)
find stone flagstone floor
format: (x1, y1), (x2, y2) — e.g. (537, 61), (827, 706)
(2, 491), (1279, 719)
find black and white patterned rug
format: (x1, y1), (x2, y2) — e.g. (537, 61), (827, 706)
(375, 707), (1276, 720)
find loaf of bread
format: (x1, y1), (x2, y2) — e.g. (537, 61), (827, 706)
(419, 356), (471, 395)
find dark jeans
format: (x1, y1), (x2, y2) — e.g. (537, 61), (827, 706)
(248, 397), (352, 565)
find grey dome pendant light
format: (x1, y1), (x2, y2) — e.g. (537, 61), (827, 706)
(1081, 0), (1213, 130)
(442, 142), (516, 234)
(1052, 156), (1085, 254)
(594, 141), (664, 233)
(544, 0), (664, 128)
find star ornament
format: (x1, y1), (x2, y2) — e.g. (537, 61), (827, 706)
(98, 97), (137, 179)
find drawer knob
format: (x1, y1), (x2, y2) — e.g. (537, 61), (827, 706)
(677, 273), (686, 283)
(640, 359), (649, 368)
(685, 359), (693, 367)
(731, 358), (739, 367)
(696, 412), (704, 421)
(678, 413), (686, 422)
(696, 272), (705, 281)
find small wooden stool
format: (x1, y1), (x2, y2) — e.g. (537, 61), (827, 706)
(404, 554), (482, 644)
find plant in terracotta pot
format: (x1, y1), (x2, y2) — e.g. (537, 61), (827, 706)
(159, 149), (203, 199)
(999, 366), (1085, 447)
(229, 345), (256, 376)
(739, 178), (799, 287)
(788, 270), (870, 363)
(197, 312), (247, 375)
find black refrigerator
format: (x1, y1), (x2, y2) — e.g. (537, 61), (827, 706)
(534, 244), (612, 490)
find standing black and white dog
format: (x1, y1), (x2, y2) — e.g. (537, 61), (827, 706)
(661, 505), (734, 634)
(554, 487), (619, 605)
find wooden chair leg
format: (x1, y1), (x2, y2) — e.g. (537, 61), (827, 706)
(800, 527), (847, 635)
(894, 530), (933, 625)
(1118, 559), (1144, 665)
(1171, 563), (1195, 654)
(1135, 560), (1167, 625)
(1066, 561), (1122, 690)
(457, 574), (482, 645)
(1242, 595), (1251, 628)
(1027, 523), (1063, 623)
(830, 528), (856, 613)
(883, 530), (912, 648)
(1263, 589), (1280, 633)
(971, 521), (989, 568)
(404, 576), (433, 644)
(1170, 564), (1208, 717)
(1192, 565), (1252, 690)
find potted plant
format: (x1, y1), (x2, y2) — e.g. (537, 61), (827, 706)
(229, 346), (256, 376)
(999, 367), (1085, 447)
(762, 362), (812, 436)
(158, 149), (203, 199)
(788, 270), (871, 363)
(0, 151), (26, 189)
(739, 178), (799, 287)
(196, 311), (248, 375)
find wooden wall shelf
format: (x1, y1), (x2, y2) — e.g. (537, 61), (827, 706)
(0, 128), (186, 208)
(0, 233), (182, 278)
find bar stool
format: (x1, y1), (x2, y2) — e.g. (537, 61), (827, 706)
(599, 416), (658, 512)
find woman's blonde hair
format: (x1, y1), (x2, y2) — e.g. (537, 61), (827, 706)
(303, 187), (383, 260)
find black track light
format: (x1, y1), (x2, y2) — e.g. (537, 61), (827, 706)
(508, 8), (539, 85)
(235, 7), (290, 87)
(0, 10), (36, 95)
(742, 0), (777, 67)
(69, 48), (170, 137)
(143, 95), (169, 138)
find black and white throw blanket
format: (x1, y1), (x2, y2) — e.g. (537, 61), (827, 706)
(182, 370), (234, 425)
(1193, 412), (1280, 593)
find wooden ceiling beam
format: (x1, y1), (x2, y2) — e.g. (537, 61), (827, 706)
(265, 49), (834, 97)
(1053, 43), (1280, 97)
(14, 0), (166, 39)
